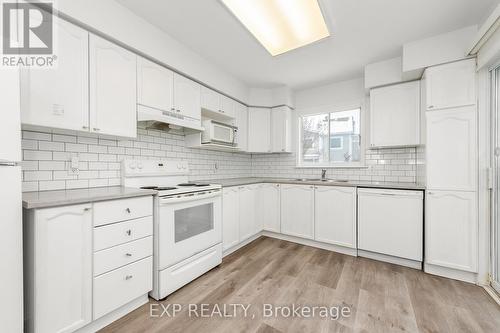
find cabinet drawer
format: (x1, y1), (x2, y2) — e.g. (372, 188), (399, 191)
(93, 256), (152, 319)
(93, 196), (152, 226)
(94, 236), (153, 276)
(94, 216), (153, 251)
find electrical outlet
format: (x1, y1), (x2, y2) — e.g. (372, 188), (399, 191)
(68, 156), (80, 175)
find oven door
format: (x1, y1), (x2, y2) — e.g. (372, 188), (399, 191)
(159, 191), (222, 269)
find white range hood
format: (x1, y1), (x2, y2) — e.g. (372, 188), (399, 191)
(137, 105), (204, 132)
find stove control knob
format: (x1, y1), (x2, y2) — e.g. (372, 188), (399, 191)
(137, 163), (143, 170)
(129, 163), (136, 170)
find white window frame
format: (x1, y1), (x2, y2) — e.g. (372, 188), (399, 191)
(296, 104), (365, 168)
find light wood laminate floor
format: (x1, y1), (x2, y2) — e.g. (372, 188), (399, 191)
(100, 236), (500, 333)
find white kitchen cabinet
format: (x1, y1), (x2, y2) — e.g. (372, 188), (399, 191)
(173, 74), (201, 120)
(257, 183), (281, 233)
(425, 58), (476, 111)
(280, 184), (314, 239)
(238, 185), (258, 240)
(357, 189), (423, 262)
(314, 186), (356, 248)
(234, 102), (248, 151)
(248, 107), (271, 153)
(201, 87), (235, 118)
(369, 81), (421, 148)
(426, 190), (477, 272)
(271, 106), (293, 153)
(89, 34), (137, 138)
(137, 57), (174, 113)
(21, 17), (89, 132)
(426, 106), (477, 191)
(24, 204), (92, 333)
(222, 187), (240, 251)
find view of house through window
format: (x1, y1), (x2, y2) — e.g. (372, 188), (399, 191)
(299, 108), (361, 166)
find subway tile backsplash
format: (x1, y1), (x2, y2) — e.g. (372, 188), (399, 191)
(21, 126), (423, 192)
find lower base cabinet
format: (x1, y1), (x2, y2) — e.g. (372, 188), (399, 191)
(257, 183), (281, 233)
(425, 190), (477, 272)
(280, 184), (314, 239)
(314, 186), (356, 248)
(222, 187), (240, 251)
(239, 185), (258, 241)
(24, 204), (93, 333)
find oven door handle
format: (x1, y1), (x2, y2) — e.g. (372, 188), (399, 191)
(159, 191), (221, 205)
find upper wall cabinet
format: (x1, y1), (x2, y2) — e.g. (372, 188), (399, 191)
(425, 58), (476, 111)
(89, 34), (137, 138)
(21, 17), (89, 132)
(137, 58), (174, 113)
(369, 81), (421, 148)
(173, 74), (201, 120)
(201, 87), (235, 118)
(271, 106), (292, 153)
(234, 102), (248, 151)
(248, 107), (271, 153)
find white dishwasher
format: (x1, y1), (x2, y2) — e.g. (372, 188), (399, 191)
(357, 188), (424, 265)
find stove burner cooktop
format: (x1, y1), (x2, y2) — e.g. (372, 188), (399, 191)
(140, 186), (178, 191)
(177, 183), (211, 187)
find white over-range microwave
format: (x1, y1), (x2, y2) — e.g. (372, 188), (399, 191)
(201, 120), (238, 146)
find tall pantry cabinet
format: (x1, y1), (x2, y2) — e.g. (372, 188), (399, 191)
(423, 58), (478, 281)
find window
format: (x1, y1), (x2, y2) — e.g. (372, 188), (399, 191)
(298, 107), (362, 167)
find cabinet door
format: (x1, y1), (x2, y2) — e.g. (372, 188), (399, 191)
(137, 57), (173, 112)
(0, 68), (21, 162)
(369, 81), (420, 147)
(248, 107), (271, 153)
(258, 183), (281, 233)
(220, 95), (235, 118)
(425, 59), (476, 110)
(89, 34), (137, 138)
(21, 17), (89, 132)
(173, 74), (201, 120)
(271, 106), (292, 152)
(238, 185), (257, 241)
(234, 102), (248, 151)
(280, 185), (314, 239)
(314, 186), (356, 248)
(33, 204), (92, 333)
(201, 86), (220, 113)
(222, 187), (239, 251)
(426, 106), (477, 191)
(426, 190), (477, 272)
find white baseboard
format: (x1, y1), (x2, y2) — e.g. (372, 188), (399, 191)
(223, 232), (263, 257)
(482, 285), (500, 306)
(262, 231), (358, 257)
(75, 294), (149, 333)
(358, 250), (422, 269)
(424, 263), (478, 284)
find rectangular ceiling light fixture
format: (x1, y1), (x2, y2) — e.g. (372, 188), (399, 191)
(221, 0), (330, 56)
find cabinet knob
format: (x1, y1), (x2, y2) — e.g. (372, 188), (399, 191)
(82, 126), (89, 130)
(126, 229), (132, 236)
(83, 207), (91, 212)
(428, 105), (434, 109)
(177, 109), (181, 113)
(125, 275), (133, 280)
(93, 128), (100, 132)
(125, 253), (132, 257)
(125, 208), (131, 213)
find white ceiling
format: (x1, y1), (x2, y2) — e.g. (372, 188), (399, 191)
(117, 0), (498, 90)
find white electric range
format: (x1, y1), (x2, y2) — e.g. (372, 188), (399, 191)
(122, 159), (222, 300)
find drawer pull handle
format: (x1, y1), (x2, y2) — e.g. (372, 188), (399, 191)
(125, 253), (132, 257)
(125, 275), (133, 280)
(125, 208), (131, 213)
(126, 229), (132, 236)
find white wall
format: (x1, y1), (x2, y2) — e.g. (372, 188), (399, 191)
(56, 0), (250, 103)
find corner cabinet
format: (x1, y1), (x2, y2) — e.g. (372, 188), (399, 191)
(89, 34), (137, 138)
(248, 107), (271, 153)
(222, 187), (240, 251)
(257, 183), (281, 233)
(238, 185), (258, 241)
(21, 17), (89, 132)
(280, 184), (314, 239)
(425, 190), (477, 272)
(234, 102), (248, 151)
(369, 81), (421, 148)
(314, 186), (356, 248)
(24, 204), (93, 333)
(271, 106), (293, 153)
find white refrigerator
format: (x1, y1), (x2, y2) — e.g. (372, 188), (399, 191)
(0, 68), (23, 332)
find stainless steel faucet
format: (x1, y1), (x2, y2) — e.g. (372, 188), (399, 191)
(321, 169), (327, 180)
